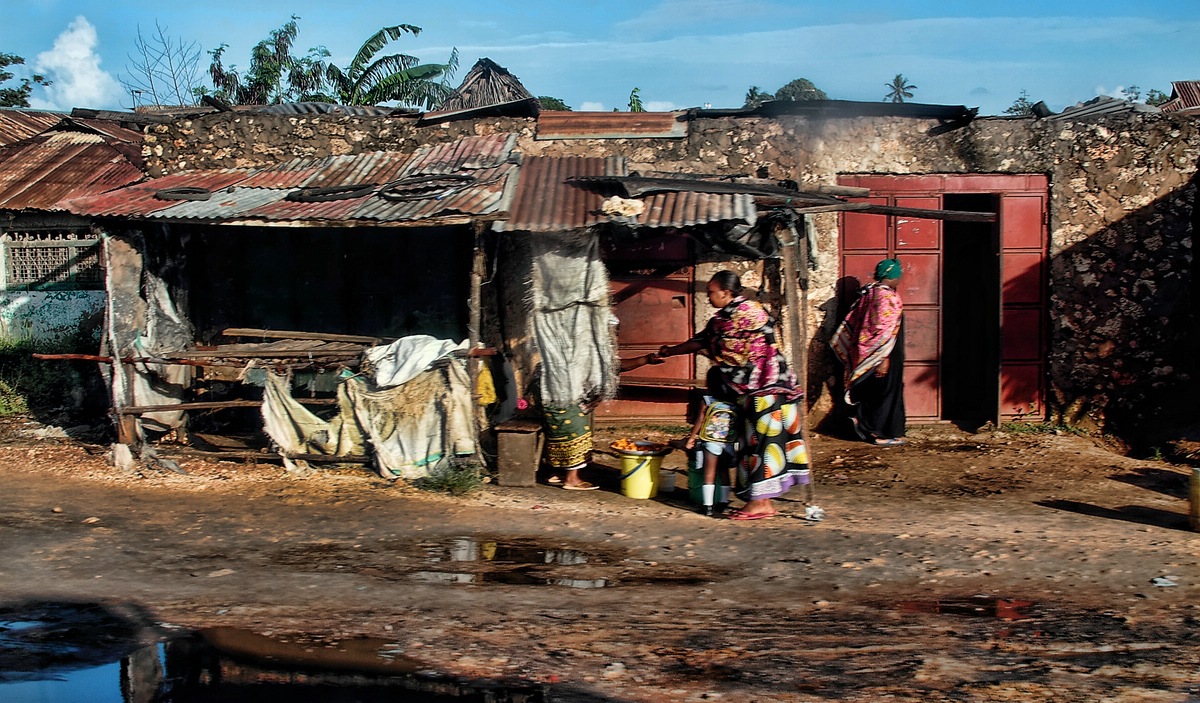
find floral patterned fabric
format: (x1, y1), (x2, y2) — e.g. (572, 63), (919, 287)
(831, 283), (904, 404)
(692, 297), (802, 401)
(691, 296), (806, 501)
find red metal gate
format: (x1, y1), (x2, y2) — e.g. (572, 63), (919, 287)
(837, 175), (1049, 423)
(596, 234), (695, 422)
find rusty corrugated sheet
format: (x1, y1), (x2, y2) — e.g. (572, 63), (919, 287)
(0, 132), (145, 211)
(638, 191), (756, 228)
(498, 156), (623, 232)
(0, 110), (63, 146)
(66, 136), (519, 225)
(536, 112), (688, 140)
(1160, 81), (1200, 113)
(403, 133), (517, 175)
(499, 155), (755, 232)
(350, 163), (516, 222)
(62, 170), (251, 217)
(64, 118), (145, 144)
(147, 187), (291, 220)
(238, 152), (412, 189)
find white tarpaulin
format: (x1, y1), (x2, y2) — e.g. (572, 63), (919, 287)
(261, 337), (477, 478)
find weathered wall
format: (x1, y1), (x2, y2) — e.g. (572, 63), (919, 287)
(0, 291), (104, 344)
(147, 110), (1200, 434)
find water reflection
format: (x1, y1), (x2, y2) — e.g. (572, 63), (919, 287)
(413, 538), (603, 589)
(0, 602), (545, 702)
(434, 538), (590, 566)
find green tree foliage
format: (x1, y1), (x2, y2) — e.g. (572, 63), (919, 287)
(207, 16), (317, 104)
(537, 95), (571, 111)
(1145, 88), (1171, 107)
(1004, 89), (1034, 116)
(0, 53), (50, 108)
(320, 24), (459, 108)
(206, 19), (457, 108)
(627, 87), (645, 112)
(743, 85), (774, 108)
(774, 78), (826, 101)
(884, 74), (917, 103)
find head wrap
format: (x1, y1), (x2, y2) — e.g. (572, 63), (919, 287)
(874, 258), (902, 281)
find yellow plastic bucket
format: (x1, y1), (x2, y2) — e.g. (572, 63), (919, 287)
(619, 453), (662, 499)
(612, 441), (671, 500)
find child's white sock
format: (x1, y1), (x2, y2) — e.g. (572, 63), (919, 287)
(701, 484), (715, 506)
(718, 485), (731, 504)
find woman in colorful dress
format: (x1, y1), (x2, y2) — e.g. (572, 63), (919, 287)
(831, 258), (906, 446)
(659, 271), (809, 520)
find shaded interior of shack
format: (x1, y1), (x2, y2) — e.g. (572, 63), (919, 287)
(180, 224), (473, 343)
(138, 224), (475, 448)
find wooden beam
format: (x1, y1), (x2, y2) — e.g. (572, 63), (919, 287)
(853, 203), (996, 223)
(153, 448), (372, 464)
(120, 398), (337, 415)
(221, 328), (382, 345)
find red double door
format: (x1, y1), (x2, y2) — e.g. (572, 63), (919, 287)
(838, 174), (1049, 426)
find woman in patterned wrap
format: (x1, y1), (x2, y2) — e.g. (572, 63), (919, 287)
(659, 271), (809, 520)
(831, 258), (906, 446)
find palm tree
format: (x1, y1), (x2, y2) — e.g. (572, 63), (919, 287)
(743, 86), (774, 109)
(884, 74), (917, 103)
(323, 25), (458, 108)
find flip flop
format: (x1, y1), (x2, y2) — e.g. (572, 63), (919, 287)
(546, 475), (564, 485)
(874, 437), (906, 446)
(562, 482), (599, 491)
(728, 509), (775, 520)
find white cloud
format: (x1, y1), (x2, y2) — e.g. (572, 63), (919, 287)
(29, 16), (122, 111)
(645, 100), (679, 111)
(579, 101), (607, 111)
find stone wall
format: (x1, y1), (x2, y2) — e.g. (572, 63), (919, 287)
(146, 110), (1200, 435)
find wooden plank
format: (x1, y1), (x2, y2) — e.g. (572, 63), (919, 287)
(120, 398), (337, 415)
(154, 448), (372, 464)
(222, 328), (382, 345)
(163, 349), (365, 359)
(619, 376), (706, 389)
(855, 203), (997, 223)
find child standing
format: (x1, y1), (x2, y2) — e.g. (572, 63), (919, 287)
(685, 370), (738, 516)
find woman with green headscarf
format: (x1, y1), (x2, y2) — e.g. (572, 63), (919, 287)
(831, 258), (907, 446)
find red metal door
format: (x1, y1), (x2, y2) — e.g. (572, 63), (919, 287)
(838, 175), (1048, 423)
(596, 233), (695, 422)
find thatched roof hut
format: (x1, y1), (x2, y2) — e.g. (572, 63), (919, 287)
(425, 58), (539, 121)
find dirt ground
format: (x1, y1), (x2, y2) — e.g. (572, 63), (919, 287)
(0, 416), (1197, 702)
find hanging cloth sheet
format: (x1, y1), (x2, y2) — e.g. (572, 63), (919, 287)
(529, 233), (617, 407)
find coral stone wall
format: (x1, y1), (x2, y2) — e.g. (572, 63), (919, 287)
(147, 111), (1200, 433)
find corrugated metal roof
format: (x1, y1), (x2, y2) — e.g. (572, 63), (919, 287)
(62, 117), (145, 144)
(1160, 81), (1200, 113)
(536, 112), (689, 140)
(403, 133), (517, 175)
(64, 135), (519, 226)
(1050, 95), (1160, 121)
(498, 156), (754, 232)
(62, 171), (251, 217)
(0, 109), (63, 146)
(0, 131), (145, 211)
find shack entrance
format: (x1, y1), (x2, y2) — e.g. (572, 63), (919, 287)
(838, 174), (1049, 427)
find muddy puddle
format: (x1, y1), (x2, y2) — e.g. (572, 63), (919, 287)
(274, 535), (724, 589)
(0, 601), (544, 702)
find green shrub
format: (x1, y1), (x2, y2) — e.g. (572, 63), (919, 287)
(0, 333), (105, 420)
(415, 459), (485, 495)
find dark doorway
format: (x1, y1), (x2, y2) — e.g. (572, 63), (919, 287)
(182, 225), (473, 342)
(941, 194), (1001, 429)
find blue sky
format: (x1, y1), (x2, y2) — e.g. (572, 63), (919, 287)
(2, 0), (1198, 116)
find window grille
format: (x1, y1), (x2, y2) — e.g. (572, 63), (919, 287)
(2, 230), (104, 290)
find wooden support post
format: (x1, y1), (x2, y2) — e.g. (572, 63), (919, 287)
(467, 222), (488, 463)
